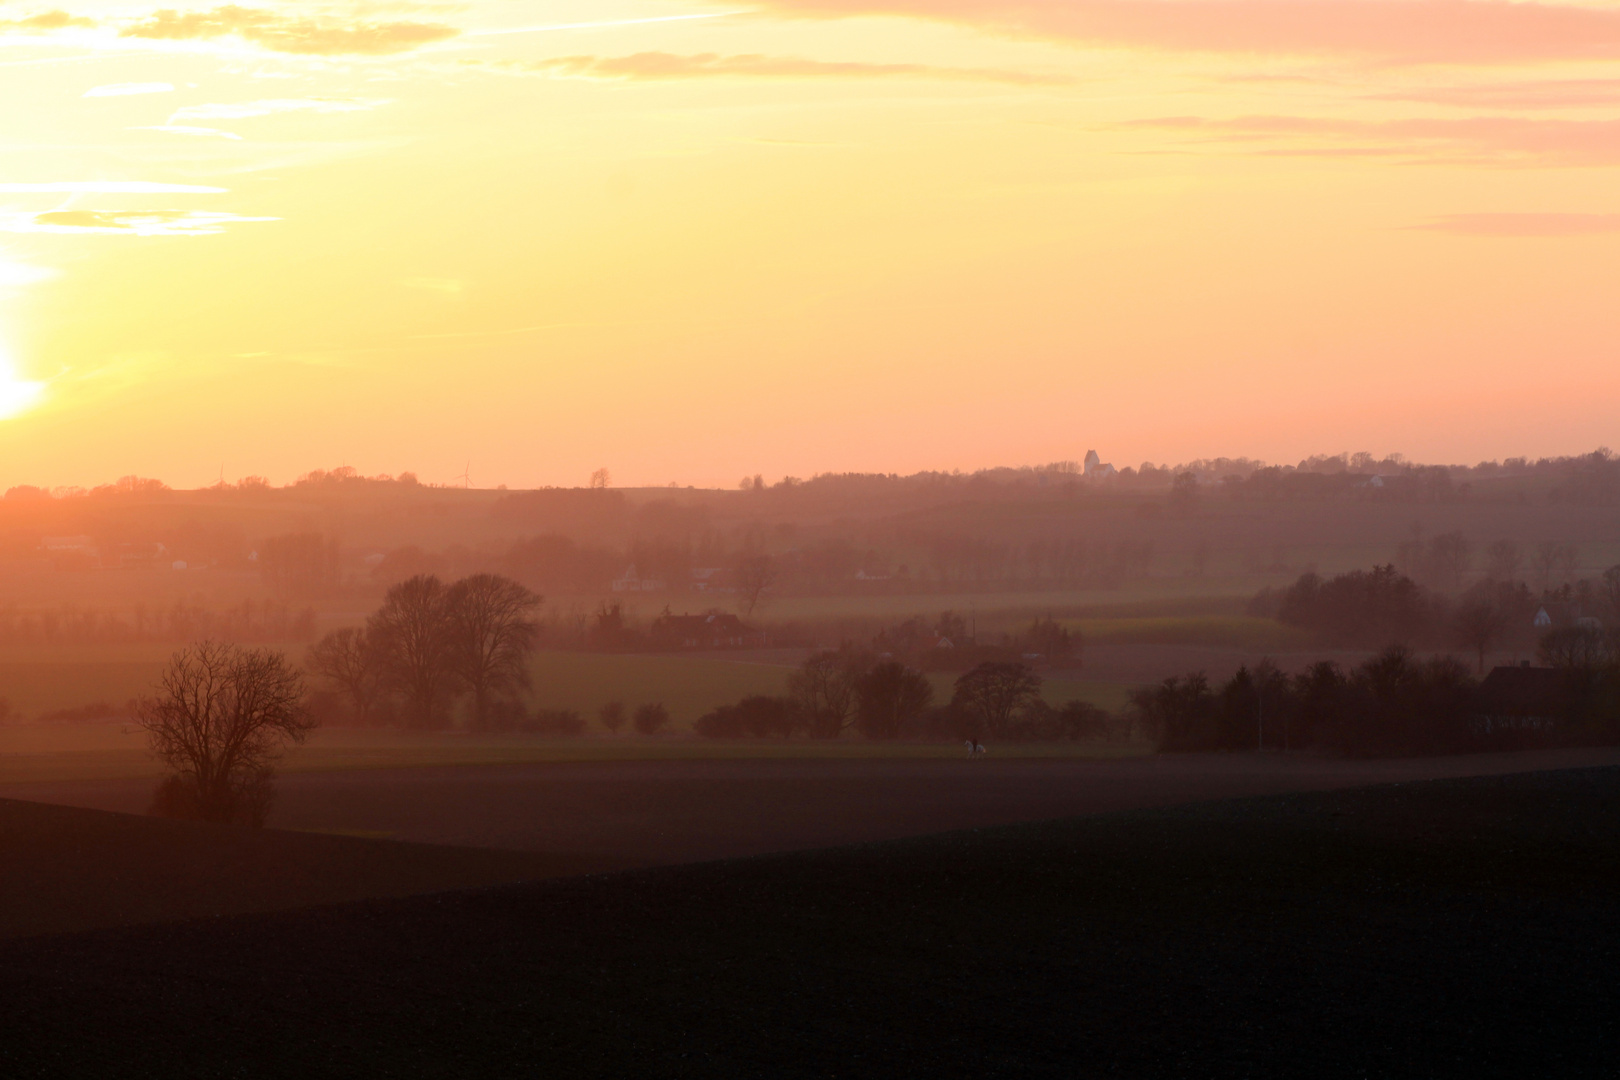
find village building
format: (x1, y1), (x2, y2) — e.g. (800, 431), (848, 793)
(649, 611), (764, 650)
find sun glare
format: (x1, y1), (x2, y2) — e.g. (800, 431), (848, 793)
(0, 351), (44, 419)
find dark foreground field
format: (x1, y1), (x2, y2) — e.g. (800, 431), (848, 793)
(2, 767), (1617, 1078)
(11, 747), (1620, 863)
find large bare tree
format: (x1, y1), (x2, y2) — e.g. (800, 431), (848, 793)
(735, 553), (776, 617)
(369, 574), (456, 729)
(447, 573), (541, 730)
(139, 640), (314, 826)
(952, 662), (1042, 740)
(789, 646), (870, 739)
(305, 626), (388, 725)
(855, 661), (933, 740)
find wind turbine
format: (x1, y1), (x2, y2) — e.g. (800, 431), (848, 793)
(453, 462), (471, 489)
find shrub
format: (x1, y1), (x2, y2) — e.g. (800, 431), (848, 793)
(525, 709), (586, 736)
(633, 702), (670, 735)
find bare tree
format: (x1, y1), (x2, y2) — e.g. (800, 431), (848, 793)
(369, 574), (456, 729)
(1537, 626), (1615, 670)
(1454, 598), (1508, 675)
(952, 661), (1042, 740)
(735, 553), (776, 617)
(789, 646), (870, 739)
(1483, 539), (1524, 582)
(855, 661), (933, 740)
(599, 700), (626, 736)
(447, 573), (541, 730)
(139, 640), (314, 826)
(590, 467), (611, 490)
(1599, 565), (1620, 622)
(1533, 542), (1579, 592)
(305, 626), (387, 725)
(633, 702), (670, 735)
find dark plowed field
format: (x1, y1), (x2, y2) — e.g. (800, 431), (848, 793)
(0, 799), (617, 939)
(2, 767), (1616, 1078)
(9, 746), (1618, 863)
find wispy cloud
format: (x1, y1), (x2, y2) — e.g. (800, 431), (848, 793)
(0, 181), (227, 193)
(0, 209), (275, 236)
(1119, 115), (1620, 166)
(1373, 80), (1620, 110)
(0, 11), (93, 32)
(1408, 212), (1620, 236)
(752, 0), (1620, 64)
(134, 124), (245, 140)
(468, 12), (746, 38)
(169, 98), (388, 121)
(122, 6), (457, 56)
(83, 82), (174, 98)
(490, 52), (1066, 85)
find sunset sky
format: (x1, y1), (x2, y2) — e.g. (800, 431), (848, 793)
(1, 0), (1617, 489)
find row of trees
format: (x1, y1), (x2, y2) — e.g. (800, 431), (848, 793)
(1254, 562), (1620, 659)
(695, 652), (1113, 742)
(306, 573), (541, 729)
(1132, 629), (1620, 757)
(0, 600), (317, 647)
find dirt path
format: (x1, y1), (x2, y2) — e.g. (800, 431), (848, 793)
(6, 746), (1618, 866)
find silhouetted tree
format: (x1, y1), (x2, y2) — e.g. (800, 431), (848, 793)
(735, 553), (776, 617)
(305, 627), (387, 725)
(952, 661), (1041, 740)
(599, 701), (626, 736)
(789, 646), (870, 739)
(633, 702), (670, 735)
(259, 532), (340, 598)
(1483, 539), (1524, 581)
(855, 661), (933, 739)
(447, 573), (541, 730)
(1600, 565), (1620, 623)
(1169, 471), (1198, 516)
(140, 640), (314, 826)
(1538, 626), (1616, 671)
(1533, 542), (1579, 591)
(369, 574), (455, 729)
(1455, 595), (1510, 675)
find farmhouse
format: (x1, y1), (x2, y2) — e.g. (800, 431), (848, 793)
(612, 565), (666, 593)
(1472, 664), (1574, 735)
(650, 611), (763, 650)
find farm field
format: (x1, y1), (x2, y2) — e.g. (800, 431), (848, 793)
(1, 762), (1615, 1077)
(8, 747), (1617, 865)
(0, 722), (1151, 788)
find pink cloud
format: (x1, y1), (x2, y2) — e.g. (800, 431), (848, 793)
(1373, 79), (1620, 109)
(1408, 212), (1620, 235)
(754, 0), (1620, 63)
(487, 52), (1067, 85)
(1120, 114), (1620, 165)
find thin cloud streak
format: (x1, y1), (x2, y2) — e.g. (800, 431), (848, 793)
(122, 6), (457, 56)
(134, 124), (245, 139)
(467, 12), (747, 37)
(170, 99), (388, 121)
(0, 181), (227, 193)
(1408, 212), (1620, 236)
(1373, 79), (1620, 110)
(1120, 114), (1620, 165)
(498, 52), (1068, 85)
(83, 82), (174, 97)
(0, 209), (276, 236)
(0, 11), (93, 32)
(753, 0), (1620, 63)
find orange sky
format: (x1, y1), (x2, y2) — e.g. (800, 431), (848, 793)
(0, 0), (1617, 489)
